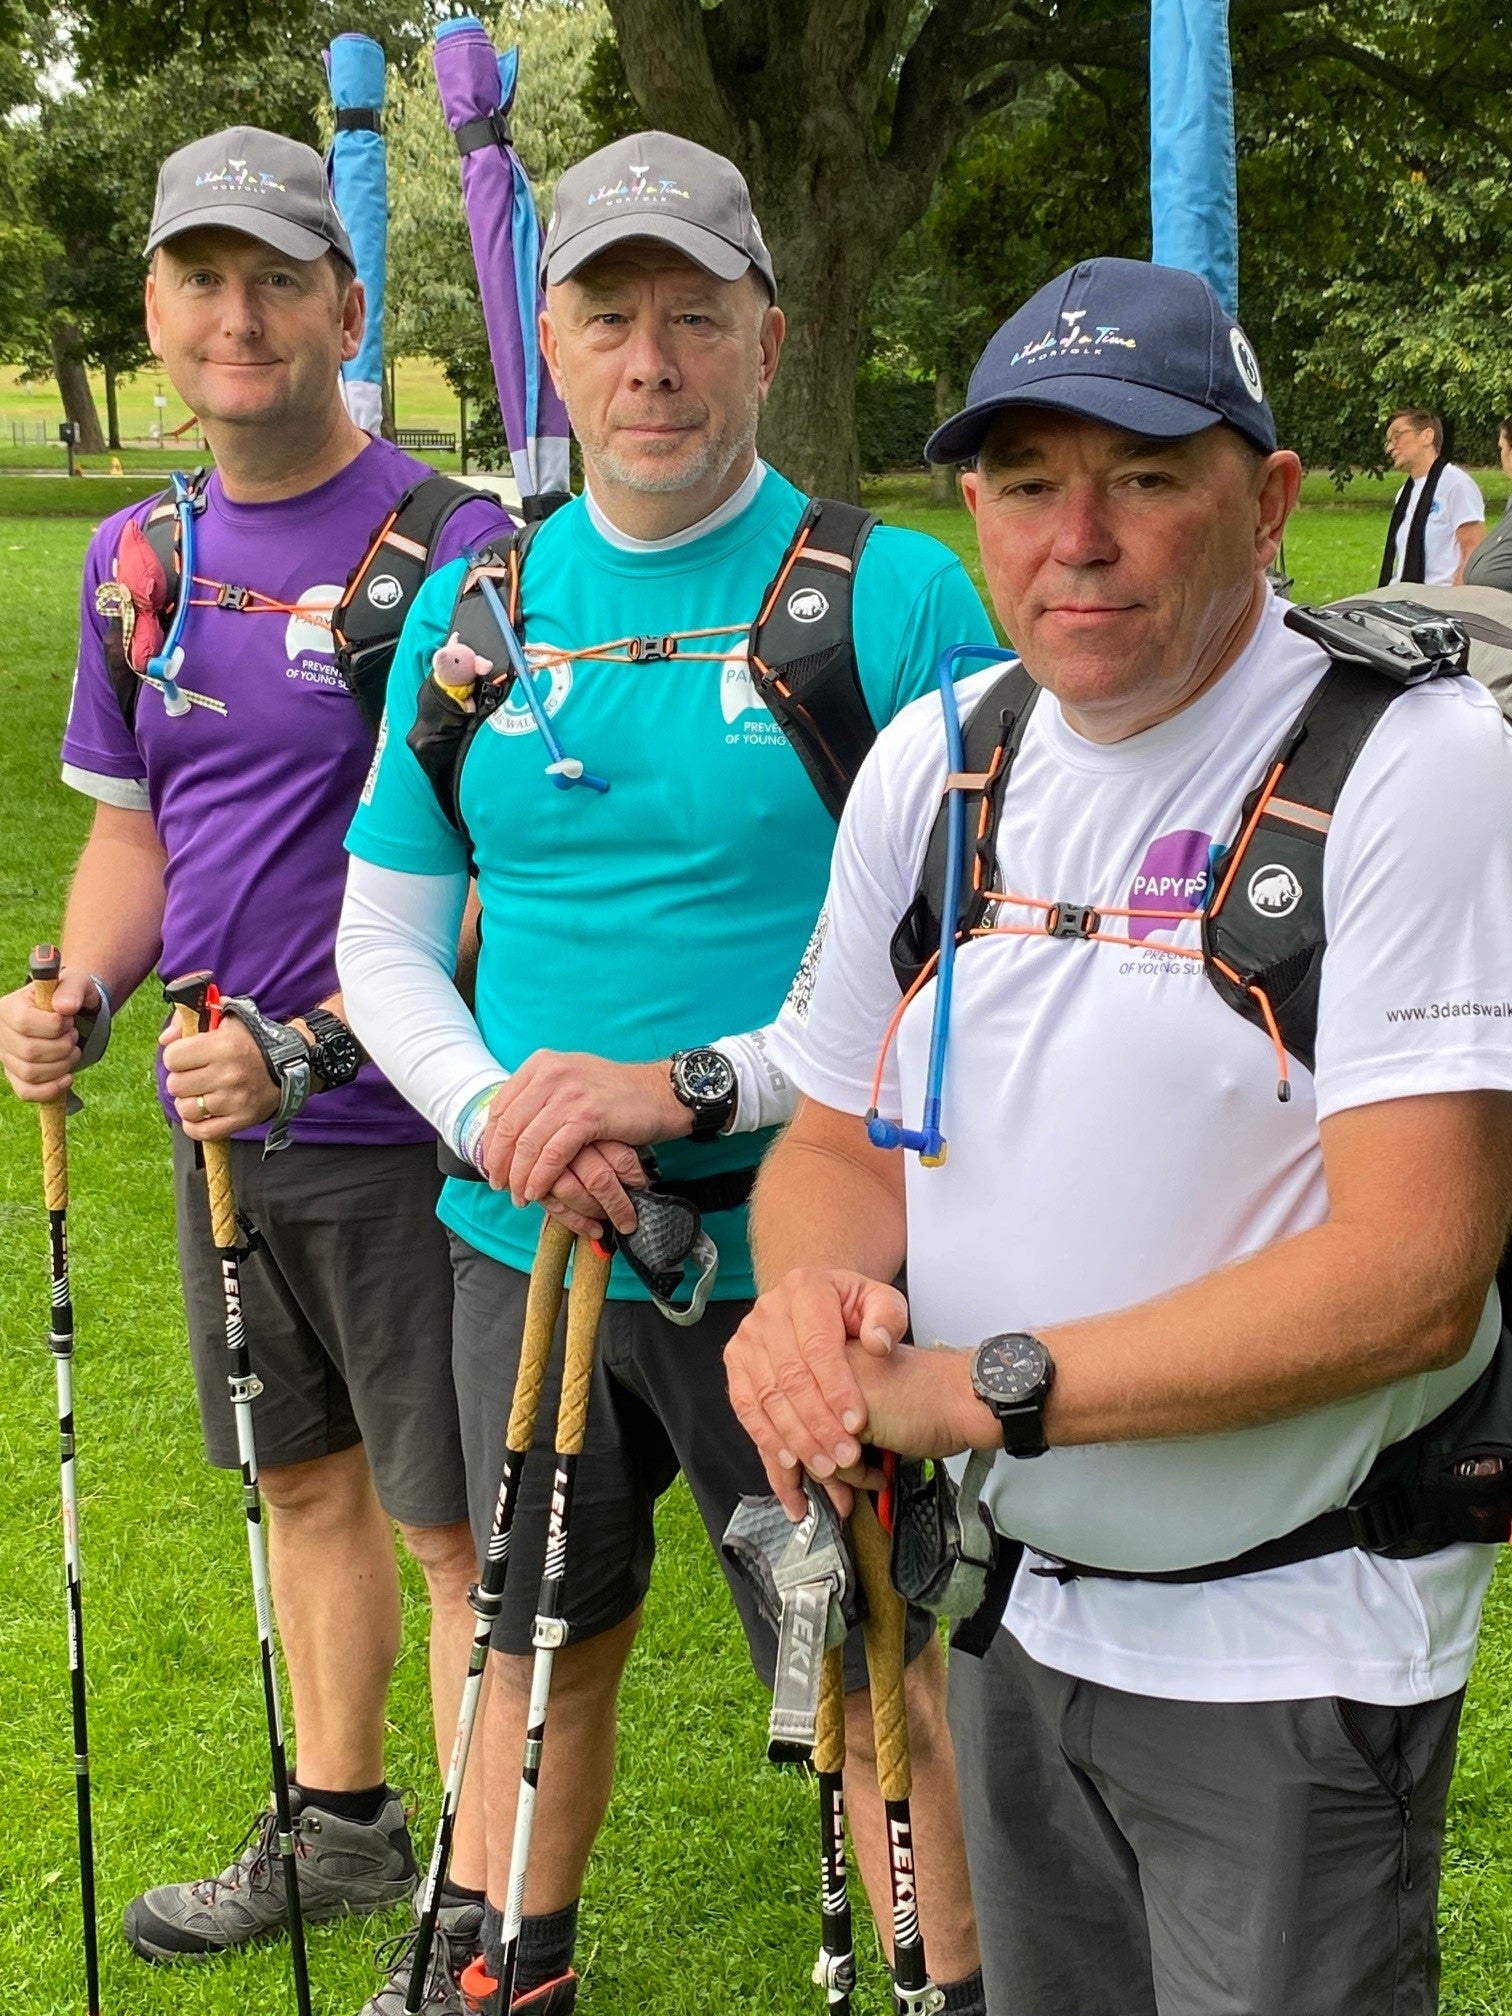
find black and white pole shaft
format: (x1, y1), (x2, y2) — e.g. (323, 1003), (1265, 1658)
(852, 1494), (945, 2016)
(495, 1233), (612, 2010)
(405, 1215), (574, 2014)
(813, 1644), (855, 2015)
(31, 945), (101, 2016)
(164, 971), (312, 2016)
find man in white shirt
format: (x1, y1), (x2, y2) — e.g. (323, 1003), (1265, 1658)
(724, 257), (1512, 2015)
(1381, 407), (1485, 585)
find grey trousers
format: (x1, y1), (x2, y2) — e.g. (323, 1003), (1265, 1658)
(948, 1626), (1465, 2016)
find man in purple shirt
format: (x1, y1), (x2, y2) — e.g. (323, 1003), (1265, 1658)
(0, 129), (510, 2013)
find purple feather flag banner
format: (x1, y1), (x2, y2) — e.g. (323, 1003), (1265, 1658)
(432, 15), (570, 501)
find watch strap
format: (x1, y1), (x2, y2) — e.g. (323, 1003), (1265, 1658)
(215, 994), (311, 1157)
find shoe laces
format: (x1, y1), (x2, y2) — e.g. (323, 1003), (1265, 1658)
(192, 1805), (281, 1906)
(191, 1801), (311, 1907)
(374, 1919), (471, 2006)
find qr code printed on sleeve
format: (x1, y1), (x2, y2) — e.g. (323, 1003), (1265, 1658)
(784, 904), (829, 1025)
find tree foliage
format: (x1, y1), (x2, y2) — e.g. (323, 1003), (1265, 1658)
(861, 0), (1512, 475)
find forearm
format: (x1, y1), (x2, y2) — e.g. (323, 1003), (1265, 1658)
(1037, 1212), (1490, 1448)
(60, 814), (167, 1005)
(750, 1102), (907, 1291)
(336, 858), (507, 1153)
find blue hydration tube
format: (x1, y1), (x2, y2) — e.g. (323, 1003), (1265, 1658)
(143, 470), (199, 717)
(476, 570), (609, 795)
(866, 640), (1020, 1165)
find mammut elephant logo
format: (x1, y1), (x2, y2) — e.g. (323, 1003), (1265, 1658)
(1247, 864), (1302, 918)
(787, 588), (829, 624)
(366, 574), (402, 610)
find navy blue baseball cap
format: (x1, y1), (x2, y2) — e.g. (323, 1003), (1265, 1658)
(925, 257), (1277, 464)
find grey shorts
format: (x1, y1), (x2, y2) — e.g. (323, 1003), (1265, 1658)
(948, 1624), (1465, 2016)
(450, 1236), (934, 1688)
(173, 1130), (467, 1529)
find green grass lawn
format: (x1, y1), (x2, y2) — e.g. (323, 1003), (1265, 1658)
(3, 504), (1512, 2016)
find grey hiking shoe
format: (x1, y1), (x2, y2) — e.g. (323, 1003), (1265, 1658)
(360, 1895), (484, 2014)
(122, 1787), (416, 1961)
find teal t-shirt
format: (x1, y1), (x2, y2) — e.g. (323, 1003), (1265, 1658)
(347, 464), (995, 1293)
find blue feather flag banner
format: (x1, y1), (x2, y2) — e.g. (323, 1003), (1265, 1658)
(1149, 0), (1239, 316)
(325, 31), (388, 433)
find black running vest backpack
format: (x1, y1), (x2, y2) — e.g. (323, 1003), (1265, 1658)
(405, 497), (880, 839)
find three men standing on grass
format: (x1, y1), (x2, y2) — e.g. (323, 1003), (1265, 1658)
(0, 124), (989, 2016)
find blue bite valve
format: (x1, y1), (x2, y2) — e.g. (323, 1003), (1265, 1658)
(865, 1110), (945, 1160)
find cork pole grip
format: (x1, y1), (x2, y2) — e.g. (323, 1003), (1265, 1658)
(556, 1236), (611, 1456)
(33, 971), (68, 1213)
(814, 1643), (847, 1776)
(852, 1493), (912, 1803)
(173, 1001), (240, 1248)
(507, 1218), (575, 1449)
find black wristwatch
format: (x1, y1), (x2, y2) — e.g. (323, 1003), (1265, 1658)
(301, 1007), (365, 1092)
(669, 1046), (738, 1141)
(970, 1332), (1055, 1459)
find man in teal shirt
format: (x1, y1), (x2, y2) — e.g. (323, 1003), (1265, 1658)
(339, 131), (991, 2016)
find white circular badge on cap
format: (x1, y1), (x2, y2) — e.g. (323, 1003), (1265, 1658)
(1230, 327), (1265, 403)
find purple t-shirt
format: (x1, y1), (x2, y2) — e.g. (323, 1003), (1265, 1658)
(62, 435), (511, 1144)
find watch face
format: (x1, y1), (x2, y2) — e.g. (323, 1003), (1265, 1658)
(310, 1020), (362, 1087)
(675, 1048), (736, 1105)
(974, 1332), (1050, 1405)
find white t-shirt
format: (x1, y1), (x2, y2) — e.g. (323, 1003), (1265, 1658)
(769, 589), (1512, 1705)
(1391, 462), (1485, 585)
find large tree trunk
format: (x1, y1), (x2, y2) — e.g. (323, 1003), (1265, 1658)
(755, 190), (882, 500)
(605, 0), (942, 504)
(929, 369), (958, 503)
(103, 360), (121, 451)
(50, 320), (106, 454)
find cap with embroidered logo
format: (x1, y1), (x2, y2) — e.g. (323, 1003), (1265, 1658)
(146, 126), (355, 266)
(541, 131), (776, 299)
(925, 256), (1276, 464)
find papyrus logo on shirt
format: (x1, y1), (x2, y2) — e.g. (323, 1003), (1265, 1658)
(1125, 829), (1214, 941)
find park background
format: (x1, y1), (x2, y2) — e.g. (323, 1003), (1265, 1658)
(5, 1), (1512, 2012)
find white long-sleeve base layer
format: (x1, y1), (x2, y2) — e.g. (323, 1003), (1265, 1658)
(336, 858), (505, 1157)
(335, 856), (798, 1157)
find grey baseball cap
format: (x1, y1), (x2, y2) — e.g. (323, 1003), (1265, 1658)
(542, 132), (776, 299)
(145, 126), (355, 265)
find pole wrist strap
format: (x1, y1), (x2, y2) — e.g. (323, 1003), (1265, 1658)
(722, 1483), (859, 1761)
(216, 994), (312, 1157)
(74, 976), (113, 1070)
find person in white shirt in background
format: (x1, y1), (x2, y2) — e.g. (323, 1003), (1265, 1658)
(723, 257), (1512, 2016)
(1382, 407), (1485, 585)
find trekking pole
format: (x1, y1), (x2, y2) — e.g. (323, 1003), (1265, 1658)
(851, 1494), (944, 2016)
(163, 971), (312, 2016)
(494, 1232), (613, 2008)
(813, 1644), (855, 2014)
(30, 946), (101, 2016)
(405, 1215), (575, 2013)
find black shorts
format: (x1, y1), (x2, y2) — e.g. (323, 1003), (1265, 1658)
(173, 1130), (468, 1529)
(449, 1234), (934, 1688)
